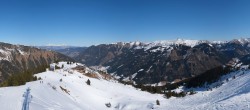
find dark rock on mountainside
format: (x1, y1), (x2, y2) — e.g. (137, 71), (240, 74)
(75, 43), (135, 66)
(104, 43), (226, 84)
(215, 40), (250, 59)
(0, 42), (74, 82)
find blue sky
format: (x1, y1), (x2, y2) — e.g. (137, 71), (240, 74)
(0, 0), (250, 46)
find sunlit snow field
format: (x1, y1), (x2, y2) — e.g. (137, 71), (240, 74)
(0, 62), (250, 110)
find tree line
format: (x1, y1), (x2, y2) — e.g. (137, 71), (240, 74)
(0, 64), (48, 87)
(119, 65), (233, 98)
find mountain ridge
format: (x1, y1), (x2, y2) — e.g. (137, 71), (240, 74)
(72, 38), (250, 84)
(0, 42), (74, 82)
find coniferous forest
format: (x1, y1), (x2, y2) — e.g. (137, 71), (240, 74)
(119, 65), (233, 98)
(0, 64), (49, 87)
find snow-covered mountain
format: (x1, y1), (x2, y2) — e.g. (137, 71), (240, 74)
(0, 42), (73, 82)
(0, 62), (250, 110)
(100, 38), (250, 51)
(110, 39), (207, 50)
(72, 38), (250, 84)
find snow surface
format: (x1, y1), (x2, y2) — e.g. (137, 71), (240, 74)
(136, 39), (202, 52)
(0, 62), (164, 110)
(151, 39), (200, 47)
(18, 49), (28, 55)
(0, 62), (250, 110)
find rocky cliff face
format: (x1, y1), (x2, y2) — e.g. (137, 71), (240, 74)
(0, 42), (73, 82)
(73, 38), (250, 84)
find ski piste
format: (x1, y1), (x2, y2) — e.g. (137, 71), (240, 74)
(22, 87), (32, 110)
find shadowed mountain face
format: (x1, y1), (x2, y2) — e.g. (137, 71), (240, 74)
(0, 42), (74, 82)
(72, 39), (250, 84)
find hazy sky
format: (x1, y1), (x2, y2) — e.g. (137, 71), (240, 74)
(0, 0), (250, 46)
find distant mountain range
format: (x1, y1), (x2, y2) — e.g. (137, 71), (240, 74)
(10, 38), (250, 85)
(37, 46), (86, 58)
(49, 38), (250, 85)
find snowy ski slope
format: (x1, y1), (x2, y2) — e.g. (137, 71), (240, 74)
(0, 62), (250, 110)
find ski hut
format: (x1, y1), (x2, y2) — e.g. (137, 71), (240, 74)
(50, 64), (55, 71)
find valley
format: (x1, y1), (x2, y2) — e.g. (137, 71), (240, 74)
(1, 0), (250, 109)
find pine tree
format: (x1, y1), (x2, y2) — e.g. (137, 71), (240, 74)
(0, 64), (49, 87)
(86, 79), (91, 85)
(156, 100), (160, 105)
